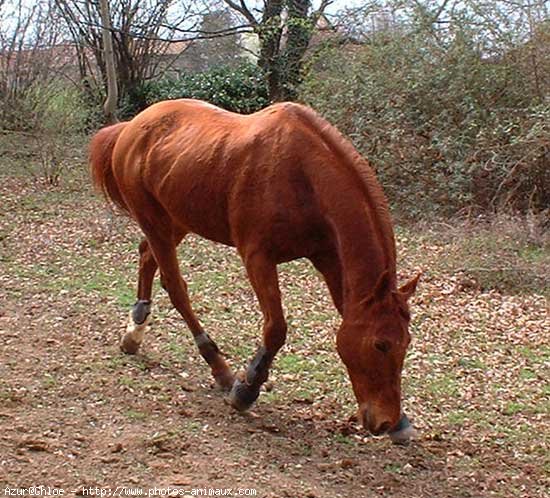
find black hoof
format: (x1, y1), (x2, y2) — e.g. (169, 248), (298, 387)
(226, 377), (260, 412)
(131, 300), (151, 325)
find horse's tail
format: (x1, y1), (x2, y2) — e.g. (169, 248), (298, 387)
(89, 122), (130, 214)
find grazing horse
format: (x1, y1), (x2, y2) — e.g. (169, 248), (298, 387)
(89, 99), (420, 441)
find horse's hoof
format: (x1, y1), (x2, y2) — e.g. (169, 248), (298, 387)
(120, 333), (141, 355)
(121, 311), (149, 355)
(226, 377), (260, 412)
(389, 425), (418, 445)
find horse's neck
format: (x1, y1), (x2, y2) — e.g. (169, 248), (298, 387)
(330, 203), (396, 308)
(316, 162), (397, 313)
(296, 117), (397, 313)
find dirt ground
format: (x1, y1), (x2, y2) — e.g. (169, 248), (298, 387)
(0, 174), (548, 498)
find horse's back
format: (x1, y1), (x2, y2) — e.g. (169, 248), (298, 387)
(111, 100), (343, 259)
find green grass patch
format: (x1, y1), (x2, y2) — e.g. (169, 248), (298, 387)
(517, 345), (549, 363)
(519, 368), (537, 380)
(278, 353), (309, 374)
(8, 250), (136, 307)
(446, 410), (468, 426)
(502, 401), (527, 416)
(427, 374), (459, 397)
(384, 463), (402, 474)
(332, 433), (354, 446)
(42, 374), (57, 390)
(118, 376), (136, 387)
(399, 218), (549, 296)
(125, 409), (148, 421)
(457, 357), (486, 371)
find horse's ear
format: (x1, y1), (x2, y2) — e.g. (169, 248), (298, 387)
(374, 269), (393, 300)
(399, 273), (421, 301)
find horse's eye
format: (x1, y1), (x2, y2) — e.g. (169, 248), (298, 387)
(374, 340), (391, 353)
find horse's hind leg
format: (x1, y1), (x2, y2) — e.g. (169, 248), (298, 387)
(227, 252), (287, 411)
(121, 235), (185, 354)
(144, 232), (235, 390)
(121, 238), (158, 354)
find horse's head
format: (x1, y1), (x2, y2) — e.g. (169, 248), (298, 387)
(337, 270), (420, 436)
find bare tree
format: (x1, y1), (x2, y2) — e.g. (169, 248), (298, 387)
(181, 9), (245, 72)
(224, 0), (333, 101)
(53, 0), (202, 113)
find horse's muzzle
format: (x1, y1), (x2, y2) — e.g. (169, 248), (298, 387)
(363, 411), (393, 436)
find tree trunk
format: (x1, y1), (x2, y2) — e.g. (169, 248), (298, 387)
(257, 0), (283, 101)
(282, 0), (312, 100)
(255, 0), (314, 102)
(99, 0), (118, 123)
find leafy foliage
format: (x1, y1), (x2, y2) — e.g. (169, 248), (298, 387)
(301, 22), (550, 217)
(139, 63), (269, 115)
(224, 0), (322, 101)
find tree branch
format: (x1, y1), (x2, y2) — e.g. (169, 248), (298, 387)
(311, 0), (334, 26)
(223, 0), (258, 26)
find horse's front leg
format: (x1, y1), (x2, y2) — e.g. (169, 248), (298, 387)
(227, 252), (287, 411)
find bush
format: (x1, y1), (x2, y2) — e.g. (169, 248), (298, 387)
(300, 29), (550, 218)
(137, 62), (269, 116)
(13, 81), (90, 185)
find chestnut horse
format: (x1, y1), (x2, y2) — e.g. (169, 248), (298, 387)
(89, 99), (420, 441)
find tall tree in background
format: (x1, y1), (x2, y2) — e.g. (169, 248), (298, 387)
(98, 0), (117, 122)
(224, 0), (332, 101)
(183, 9), (244, 72)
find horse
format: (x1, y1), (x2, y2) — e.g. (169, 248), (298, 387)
(89, 99), (420, 442)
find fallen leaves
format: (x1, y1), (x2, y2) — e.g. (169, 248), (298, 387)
(0, 170), (548, 497)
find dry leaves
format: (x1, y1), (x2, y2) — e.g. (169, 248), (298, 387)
(0, 171), (548, 497)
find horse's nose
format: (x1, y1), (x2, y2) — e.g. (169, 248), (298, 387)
(363, 412), (392, 436)
(374, 421), (392, 435)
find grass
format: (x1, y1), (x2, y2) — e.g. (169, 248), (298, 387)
(118, 376), (136, 387)
(332, 433), (354, 446)
(384, 462), (402, 474)
(125, 409), (148, 421)
(278, 353), (309, 374)
(7, 251), (136, 307)
(457, 357), (486, 371)
(502, 401), (527, 416)
(42, 374), (57, 390)
(427, 375), (459, 397)
(399, 217), (550, 296)
(446, 410), (469, 426)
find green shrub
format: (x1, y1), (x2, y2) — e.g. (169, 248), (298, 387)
(21, 82), (90, 133)
(138, 62), (269, 116)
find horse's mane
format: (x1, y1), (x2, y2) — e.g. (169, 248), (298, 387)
(288, 104), (397, 267)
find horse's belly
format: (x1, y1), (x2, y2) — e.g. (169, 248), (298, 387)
(165, 194), (234, 246)
(269, 219), (331, 262)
